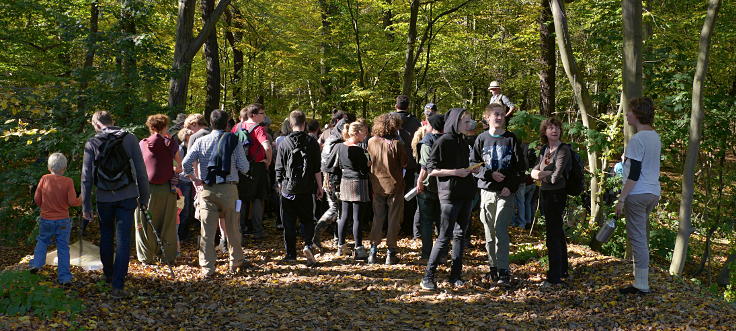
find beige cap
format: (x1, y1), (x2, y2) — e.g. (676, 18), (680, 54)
(488, 81), (501, 89)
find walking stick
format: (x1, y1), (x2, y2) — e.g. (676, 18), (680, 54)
(529, 186), (541, 236)
(138, 203), (176, 278)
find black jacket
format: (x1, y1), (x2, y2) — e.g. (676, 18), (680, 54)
(275, 131), (321, 195)
(391, 111), (421, 171)
(471, 130), (524, 193)
(426, 108), (475, 201)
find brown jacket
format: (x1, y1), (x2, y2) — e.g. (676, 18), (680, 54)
(367, 136), (408, 195)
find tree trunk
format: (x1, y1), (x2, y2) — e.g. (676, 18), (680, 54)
(382, 0), (394, 41)
(121, 0), (137, 115)
(202, 0), (221, 120)
(318, 0), (335, 106)
(622, 0), (642, 145)
(718, 251), (736, 286)
(401, 0), (420, 98)
(539, 0), (555, 117)
(346, 0), (367, 117)
(224, 8), (244, 111)
(549, 0), (600, 222)
(77, 0), (99, 114)
(168, 0), (232, 114)
(670, 0), (721, 276)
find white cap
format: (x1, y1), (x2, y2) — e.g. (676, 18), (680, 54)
(488, 81), (501, 89)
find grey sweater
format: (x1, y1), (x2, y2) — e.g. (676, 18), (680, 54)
(81, 127), (150, 214)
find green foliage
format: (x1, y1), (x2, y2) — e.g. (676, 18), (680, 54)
(510, 243), (545, 265)
(0, 271), (84, 318)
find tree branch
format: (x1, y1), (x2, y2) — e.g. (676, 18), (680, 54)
(185, 0), (232, 61)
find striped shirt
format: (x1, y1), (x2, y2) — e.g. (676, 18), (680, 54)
(182, 130), (249, 184)
(489, 94), (515, 109)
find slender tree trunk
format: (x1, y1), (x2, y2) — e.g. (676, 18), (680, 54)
(382, 0), (394, 41)
(539, 0), (555, 117)
(401, 0), (420, 99)
(121, 0), (137, 114)
(670, 0), (721, 276)
(318, 0), (335, 106)
(718, 251), (736, 286)
(202, 0), (221, 119)
(346, 0), (367, 117)
(550, 0), (601, 222)
(168, 0), (232, 114)
(77, 0), (99, 114)
(622, 0), (642, 145)
(224, 8), (244, 111)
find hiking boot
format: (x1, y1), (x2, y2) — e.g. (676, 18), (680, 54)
(497, 269), (511, 285)
(303, 245), (317, 265)
(420, 276), (437, 291)
(618, 285), (649, 295)
(111, 288), (130, 299)
(367, 245), (378, 264)
(353, 245), (368, 260)
(485, 267), (499, 282)
(385, 251), (399, 265)
(336, 244), (348, 257)
(281, 255), (297, 262)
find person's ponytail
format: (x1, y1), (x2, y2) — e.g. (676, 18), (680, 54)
(342, 123), (351, 141)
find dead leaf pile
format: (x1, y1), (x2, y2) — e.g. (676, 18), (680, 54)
(2, 224), (736, 329)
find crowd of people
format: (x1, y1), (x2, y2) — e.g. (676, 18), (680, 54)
(28, 81), (661, 299)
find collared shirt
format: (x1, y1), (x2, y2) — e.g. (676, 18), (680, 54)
(182, 130), (249, 184)
(490, 94), (515, 110)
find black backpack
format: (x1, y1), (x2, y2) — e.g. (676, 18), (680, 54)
(283, 136), (310, 193)
(540, 143), (585, 196)
(93, 130), (133, 191)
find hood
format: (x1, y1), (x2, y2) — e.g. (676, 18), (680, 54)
(287, 130), (310, 147)
(145, 133), (170, 149)
(443, 108), (466, 136)
(330, 118), (347, 139)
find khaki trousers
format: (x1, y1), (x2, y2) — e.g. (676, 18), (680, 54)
(197, 183), (244, 273)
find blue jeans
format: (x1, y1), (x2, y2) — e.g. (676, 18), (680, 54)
(31, 218), (72, 283)
(513, 184), (536, 227)
(417, 191), (441, 259)
(97, 197), (137, 289)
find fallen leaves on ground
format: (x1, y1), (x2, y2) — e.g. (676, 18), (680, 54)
(3, 224), (736, 330)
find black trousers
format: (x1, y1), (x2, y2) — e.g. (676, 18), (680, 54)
(425, 199), (473, 280)
(541, 189), (569, 283)
(280, 194), (315, 257)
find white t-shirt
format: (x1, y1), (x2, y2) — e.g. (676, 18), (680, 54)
(623, 130), (661, 196)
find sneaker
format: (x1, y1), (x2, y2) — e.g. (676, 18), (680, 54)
(201, 269), (217, 278)
(354, 246), (368, 260)
(276, 223), (284, 230)
(485, 267), (499, 282)
(97, 274), (112, 284)
(541, 280), (569, 288)
(29, 267), (39, 274)
(56, 280), (72, 287)
(497, 269), (511, 285)
(303, 245), (317, 265)
(448, 278), (466, 287)
(336, 244), (348, 257)
(618, 285), (649, 295)
(367, 246), (378, 264)
(420, 276), (437, 291)
(385, 251), (399, 265)
(215, 242), (227, 253)
(110, 288), (130, 299)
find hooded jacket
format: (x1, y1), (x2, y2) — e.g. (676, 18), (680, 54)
(391, 111), (422, 171)
(321, 118), (346, 173)
(426, 108), (476, 201)
(275, 131), (321, 195)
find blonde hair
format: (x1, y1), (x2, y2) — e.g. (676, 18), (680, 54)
(342, 119), (367, 141)
(411, 126), (427, 160)
(177, 128), (193, 143)
(184, 113), (207, 129)
(48, 152), (68, 173)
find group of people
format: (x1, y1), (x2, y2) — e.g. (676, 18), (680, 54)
(28, 80), (661, 298)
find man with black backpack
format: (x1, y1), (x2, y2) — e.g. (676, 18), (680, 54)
(275, 110), (323, 265)
(81, 111), (149, 299)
